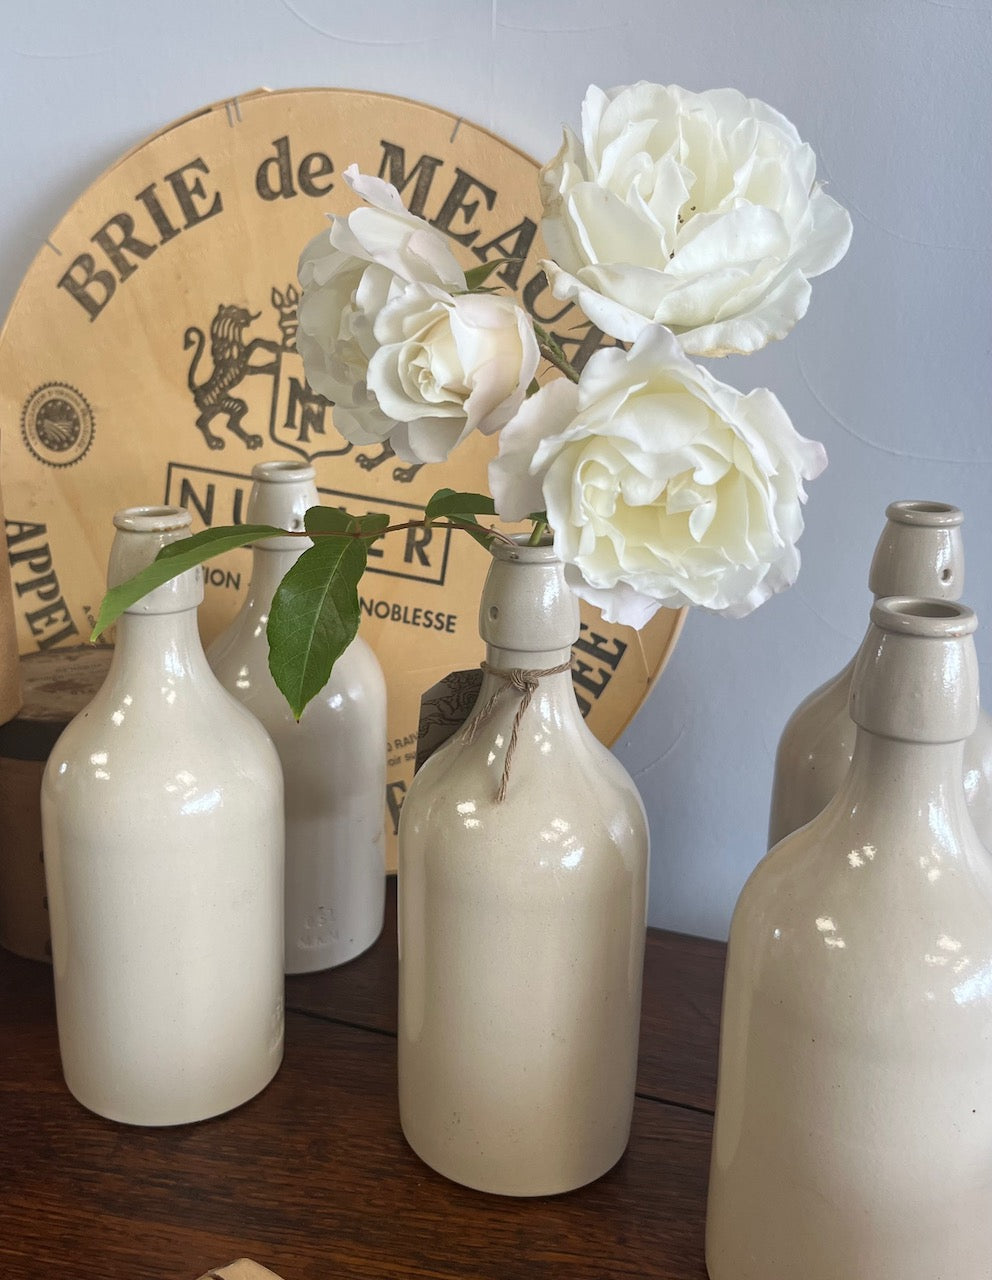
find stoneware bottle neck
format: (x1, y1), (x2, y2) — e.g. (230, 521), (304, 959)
(845, 733), (969, 818)
(108, 506), (202, 616)
(478, 539), (580, 718)
(246, 460), (317, 552)
(839, 596), (979, 842)
(480, 540), (579, 649)
(244, 543), (303, 608)
(868, 500), (964, 601)
(229, 461), (317, 623)
(106, 504), (212, 686)
(850, 597), (978, 744)
(111, 607), (211, 685)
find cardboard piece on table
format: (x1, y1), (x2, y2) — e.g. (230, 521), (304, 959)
(0, 437), (22, 725)
(0, 87), (685, 869)
(196, 1262), (284, 1280)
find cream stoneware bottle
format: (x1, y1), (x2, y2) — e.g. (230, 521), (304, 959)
(707, 596), (992, 1280)
(208, 461), (387, 973)
(41, 506), (285, 1126)
(768, 500), (992, 847)
(398, 539), (649, 1197)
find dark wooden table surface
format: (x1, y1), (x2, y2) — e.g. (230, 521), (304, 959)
(0, 877), (726, 1280)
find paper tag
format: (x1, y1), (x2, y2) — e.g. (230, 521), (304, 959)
(415, 667), (483, 772)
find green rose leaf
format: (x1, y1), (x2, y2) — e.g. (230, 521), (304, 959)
(90, 523), (287, 641)
(267, 534), (368, 719)
(463, 256), (521, 291)
(303, 506), (389, 539)
(304, 505), (354, 535)
(424, 489), (497, 550)
(424, 488), (496, 519)
(353, 511), (391, 536)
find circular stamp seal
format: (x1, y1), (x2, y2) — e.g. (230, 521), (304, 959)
(20, 382), (94, 467)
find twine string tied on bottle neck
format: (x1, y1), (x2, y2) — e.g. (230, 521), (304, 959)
(460, 659), (573, 802)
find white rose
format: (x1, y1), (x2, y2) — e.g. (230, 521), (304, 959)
(540, 82), (852, 355)
(489, 325), (827, 628)
(296, 165), (467, 446)
(367, 286), (540, 464)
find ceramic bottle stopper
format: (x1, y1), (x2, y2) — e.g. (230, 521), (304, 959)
(708, 596), (992, 1280)
(41, 506), (285, 1126)
(768, 500), (992, 847)
(398, 539), (649, 1196)
(208, 461), (387, 972)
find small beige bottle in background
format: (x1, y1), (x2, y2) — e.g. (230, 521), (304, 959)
(208, 461), (387, 973)
(768, 500), (992, 847)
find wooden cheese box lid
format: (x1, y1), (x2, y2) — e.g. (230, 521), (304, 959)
(0, 646), (112, 761)
(0, 87), (683, 868)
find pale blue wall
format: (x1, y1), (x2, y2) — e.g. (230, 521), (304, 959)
(3, 0), (990, 937)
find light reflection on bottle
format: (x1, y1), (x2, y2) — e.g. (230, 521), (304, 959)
(953, 959), (992, 1006)
(180, 787), (222, 818)
(815, 916), (846, 949)
(847, 844), (876, 868)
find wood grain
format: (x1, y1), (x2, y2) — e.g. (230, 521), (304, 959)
(0, 878), (723, 1279)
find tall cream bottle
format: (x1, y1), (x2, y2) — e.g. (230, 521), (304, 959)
(41, 506), (285, 1125)
(768, 500), (992, 847)
(398, 540), (648, 1196)
(708, 596), (992, 1279)
(208, 461), (387, 973)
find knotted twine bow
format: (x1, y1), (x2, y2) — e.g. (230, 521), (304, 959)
(459, 659), (573, 802)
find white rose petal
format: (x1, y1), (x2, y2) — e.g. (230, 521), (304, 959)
(490, 325), (827, 627)
(296, 166), (470, 451)
(489, 377), (580, 520)
(340, 165), (466, 288)
(540, 82), (852, 354)
(367, 285), (540, 464)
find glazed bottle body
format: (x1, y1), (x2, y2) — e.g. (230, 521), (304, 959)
(208, 462), (387, 973)
(398, 542), (649, 1197)
(708, 599), (992, 1279)
(41, 507), (284, 1126)
(768, 500), (992, 848)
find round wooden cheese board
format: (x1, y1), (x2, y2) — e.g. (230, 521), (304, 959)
(0, 88), (684, 866)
